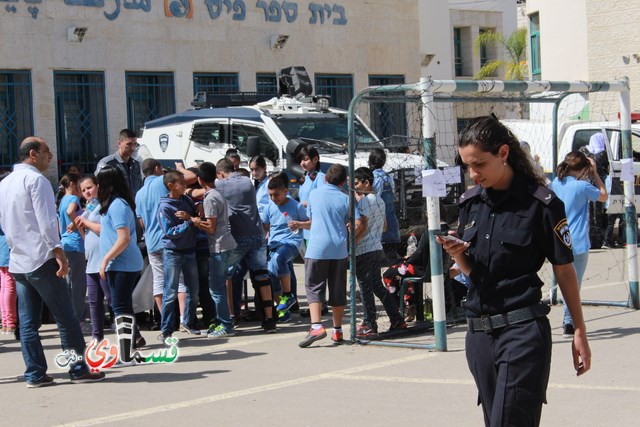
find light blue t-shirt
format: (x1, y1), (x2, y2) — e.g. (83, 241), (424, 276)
(59, 194), (84, 253)
(260, 197), (308, 249)
(100, 197), (143, 272)
(0, 223), (9, 267)
(255, 177), (270, 216)
(84, 201), (101, 274)
(305, 184), (359, 260)
(551, 176), (600, 255)
(298, 170), (326, 240)
(135, 175), (167, 253)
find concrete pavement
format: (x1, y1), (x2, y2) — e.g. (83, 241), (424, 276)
(0, 247), (639, 426)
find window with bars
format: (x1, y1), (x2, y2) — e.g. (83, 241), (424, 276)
(314, 74), (354, 110)
(454, 28), (463, 77)
(126, 72), (175, 136)
(54, 71), (107, 175)
(0, 70), (33, 171)
(193, 73), (239, 95)
(368, 75), (406, 140)
(256, 73), (277, 95)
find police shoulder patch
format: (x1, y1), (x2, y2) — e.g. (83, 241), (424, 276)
(554, 218), (572, 248)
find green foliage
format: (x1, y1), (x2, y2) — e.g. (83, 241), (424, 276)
(474, 28), (528, 80)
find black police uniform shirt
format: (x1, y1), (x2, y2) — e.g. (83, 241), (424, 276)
(457, 173), (574, 317)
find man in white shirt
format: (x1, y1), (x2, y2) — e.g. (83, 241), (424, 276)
(0, 137), (105, 388)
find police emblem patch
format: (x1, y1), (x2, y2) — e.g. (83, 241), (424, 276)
(159, 134), (169, 153)
(554, 219), (572, 248)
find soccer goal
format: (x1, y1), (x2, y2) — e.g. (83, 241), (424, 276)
(347, 77), (639, 352)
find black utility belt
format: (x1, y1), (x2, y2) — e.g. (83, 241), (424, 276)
(468, 304), (550, 334)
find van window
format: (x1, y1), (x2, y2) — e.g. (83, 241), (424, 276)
(191, 122), (225, 145)
(231, 123), (278, 165)
(572, 129), (613, 152)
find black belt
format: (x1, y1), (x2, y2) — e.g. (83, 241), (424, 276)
(468, 304), (550, 334)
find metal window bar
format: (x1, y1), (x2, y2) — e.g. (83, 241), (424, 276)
(193, 73), (239, 95)
(368, 75), (407, 141)
(315, 74), (354, 110)
(0, 70), (33, 171)
(453, 28), (463, 77)
(126, 72), (176, 136)
(53, 71), (107, 175)
(256, 73), (278, 95)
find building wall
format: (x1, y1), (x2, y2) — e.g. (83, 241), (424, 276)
(0, 0), (421, 178)
(586, 0), (640, 112)
(526, 0), (589, 81)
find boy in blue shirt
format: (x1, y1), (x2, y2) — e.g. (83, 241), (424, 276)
(260, 173), (309, 323)
(157, 170), (201, 341)
(298, 164), (359, 348)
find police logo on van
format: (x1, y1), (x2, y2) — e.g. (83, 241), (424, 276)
(159, 134), (169, 153)
(554, 219), (572, 249)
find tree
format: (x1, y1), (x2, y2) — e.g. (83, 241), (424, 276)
(474, 27), (528, 80)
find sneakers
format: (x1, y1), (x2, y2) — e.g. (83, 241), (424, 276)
(389, 320), (408, 332)
(278, 310), (292, 323)
(276, 294), (297, 312)
(355, 324), (379, 340)
(263, 318), (277, 334)
(179, 323), (201, 335)
(71, 371), (106, 384)
(331, 328), (344, 344)
(207, 324), (235, 339)
(298, 326), (327, 348)
(157, 332), (172, 343)
(563, 323), (575, 338)
(26, 374), (55, 389)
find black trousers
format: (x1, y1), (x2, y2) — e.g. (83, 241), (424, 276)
(465, 317), (552, 427)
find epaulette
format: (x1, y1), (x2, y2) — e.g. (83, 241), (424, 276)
(531, 185), (556, 205)
(459, 185), (482, 205)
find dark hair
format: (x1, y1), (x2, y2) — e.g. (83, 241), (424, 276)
(216, 158), (234, 174)
(325, 164), (346, 186)
(237, 168), (250, 177)
(57, 173), (82, 206)
(225, 148), (239, 156)
(79, 174), (98, 188)
(18, 138), (41, 162)
(119, 129), (137, 140)
(556, 150), (590, 181)
(368, 147), (386, 170)
(354, 167), (374, 186)
(198, 162), (217, 184)
(458, 115), (546, 187)
(297, 146), (321, 171)
(163, 170), (184, 187)
(67, 164), (83, 175)
(141, 158), (161, 177)
(97, 165), (136, 215)
(267, 172), (289, 190)
(250, 155), (267, 170)
(226, 151), (241, 162)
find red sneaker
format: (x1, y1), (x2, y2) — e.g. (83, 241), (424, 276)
(298, 327), (327, 348)
(331, 328), (344, 344)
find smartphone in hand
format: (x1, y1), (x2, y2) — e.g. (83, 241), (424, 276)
(433, 230), (468, 245)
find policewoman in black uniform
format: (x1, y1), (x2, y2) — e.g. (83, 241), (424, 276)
(438, 116), (591, 426)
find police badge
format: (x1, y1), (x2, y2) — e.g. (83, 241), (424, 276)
(554, 219), (572, 248)
(159, 134), (169, 153)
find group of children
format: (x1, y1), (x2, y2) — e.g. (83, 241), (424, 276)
(0, 144), (418, 349)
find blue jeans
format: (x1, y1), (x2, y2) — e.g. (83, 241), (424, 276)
(13, 258), (88, 382)
(268, 243), (299, 294)
(227, 236), (269, 280)
(106, 270), (142, 341)
(208, 251), (233, 330)
(564, 252), (588, 326)
(161, 249), (199, 334)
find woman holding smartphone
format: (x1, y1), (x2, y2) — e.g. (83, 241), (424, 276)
(437, 116), (591, 427)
